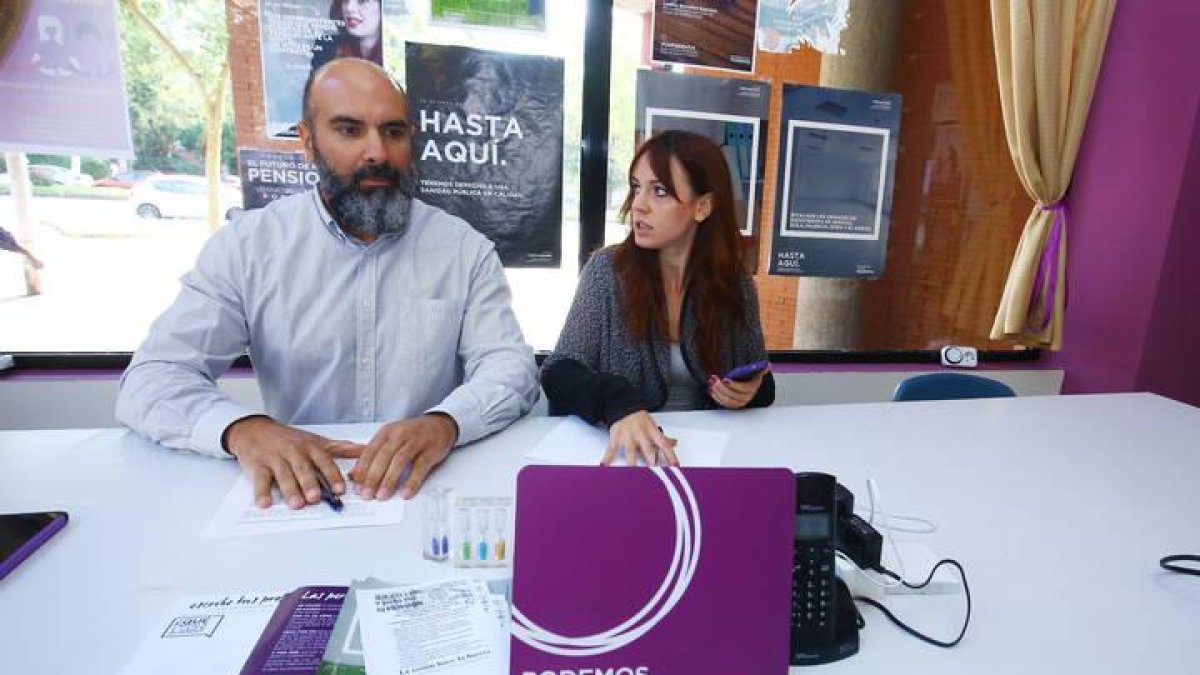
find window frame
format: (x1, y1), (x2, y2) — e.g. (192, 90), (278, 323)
(0, 0), (1042, 370)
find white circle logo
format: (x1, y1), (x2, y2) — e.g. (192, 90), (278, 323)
(511, 467), (703, 657)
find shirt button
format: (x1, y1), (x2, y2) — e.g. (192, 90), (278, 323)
(360, 357), (369, 365)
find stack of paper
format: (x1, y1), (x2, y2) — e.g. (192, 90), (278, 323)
(122, 579), (511, 675)
(356, 579), (510, 675)
(120, 591), (288, 675)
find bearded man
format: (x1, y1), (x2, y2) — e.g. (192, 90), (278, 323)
(117, 58), (538, 509)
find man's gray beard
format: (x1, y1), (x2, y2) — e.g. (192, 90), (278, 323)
(316, 156), (416, 238)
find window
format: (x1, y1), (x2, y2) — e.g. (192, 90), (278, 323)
(1, 0), (586, 353)
(604, 1), (1027, 353)
(1, 0), (1027, 358)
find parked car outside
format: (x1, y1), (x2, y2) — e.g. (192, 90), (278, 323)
(131, 175), (244, 221)
(27, 164), (94, 186)
(95, 169), (161, 189)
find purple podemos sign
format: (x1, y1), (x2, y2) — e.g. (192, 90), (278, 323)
(511, 466), (794, 675)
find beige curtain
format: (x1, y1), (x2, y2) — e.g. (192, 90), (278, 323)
(941, 1), (1025, 339)
(989, 0), (1117, 349)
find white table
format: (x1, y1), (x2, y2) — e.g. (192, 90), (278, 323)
(3, 393), (1199, 673)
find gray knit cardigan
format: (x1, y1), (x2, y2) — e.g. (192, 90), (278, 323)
(541, 246), (774, 424)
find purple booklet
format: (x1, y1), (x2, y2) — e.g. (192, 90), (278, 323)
(240, 585), (348, 675)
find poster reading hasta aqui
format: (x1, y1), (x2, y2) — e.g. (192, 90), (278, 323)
(770, 85), (902, 278)
(258, 0), (395, 139)
(405, 42), (564, 268)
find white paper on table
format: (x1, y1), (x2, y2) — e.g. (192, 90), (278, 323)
(202, 459), (406, 539)
(119, 590), (286, 675)
(525, 415), (729, 467)
(357, 580), (508, 675)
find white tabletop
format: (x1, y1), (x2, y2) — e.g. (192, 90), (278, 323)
(3, 392), (1199, 673)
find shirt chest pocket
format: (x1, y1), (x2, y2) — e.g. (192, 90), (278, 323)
(381, 297), (465, 368)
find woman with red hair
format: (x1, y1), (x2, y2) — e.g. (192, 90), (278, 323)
(542, 130), (774, 467)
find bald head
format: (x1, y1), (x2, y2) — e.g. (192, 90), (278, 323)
(301, 58), (405, 128)
(297, 57), (416, 242)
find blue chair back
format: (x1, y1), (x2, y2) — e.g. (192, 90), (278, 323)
(892, 372), (1016, 402)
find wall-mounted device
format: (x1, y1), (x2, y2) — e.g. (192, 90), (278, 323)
(790, 472), (860, 666)
(940, 345), (978, 368)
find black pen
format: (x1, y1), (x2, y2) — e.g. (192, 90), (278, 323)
(316, 474), (344, 512)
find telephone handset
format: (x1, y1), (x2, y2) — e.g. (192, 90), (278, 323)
(790, 472), (860, 666)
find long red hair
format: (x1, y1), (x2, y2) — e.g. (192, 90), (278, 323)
(613, 130), (745, 376)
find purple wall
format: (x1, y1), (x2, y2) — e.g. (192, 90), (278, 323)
(1049, 0), (1200, 406)
(1137, 105), (1200, 405)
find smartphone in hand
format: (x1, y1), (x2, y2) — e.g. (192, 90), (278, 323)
(722, 360), (769, 382)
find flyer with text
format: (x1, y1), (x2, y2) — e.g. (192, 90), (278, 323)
(651, 0), (759, 73)
(405, 42), (564, 268)
(770, 85), (901, 278)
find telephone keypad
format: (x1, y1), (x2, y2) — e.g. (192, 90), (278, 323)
(792, 541), (835, 631)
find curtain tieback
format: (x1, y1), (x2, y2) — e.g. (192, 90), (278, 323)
(1027, 202), (1067, 332)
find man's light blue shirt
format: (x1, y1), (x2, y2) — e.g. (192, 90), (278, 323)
(117, 190), (539, 457)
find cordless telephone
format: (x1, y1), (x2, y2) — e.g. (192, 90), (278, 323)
(790, 472), (860, 666)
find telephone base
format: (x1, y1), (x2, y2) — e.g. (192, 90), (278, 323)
(789, 578), (860, 666)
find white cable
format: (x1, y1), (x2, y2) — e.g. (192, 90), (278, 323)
(882, 513), (937, 534)
(860, 483), (937, 534)
(867, 478), (908, 580)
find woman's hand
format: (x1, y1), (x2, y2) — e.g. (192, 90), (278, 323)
(603, 411), (679, 467)
(708, 369), (767, 409)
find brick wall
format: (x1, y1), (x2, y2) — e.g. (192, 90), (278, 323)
(226, 1), (303, 153)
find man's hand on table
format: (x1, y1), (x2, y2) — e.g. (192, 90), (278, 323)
(224, 416), (363, 509)
(350, 413), (459, 501)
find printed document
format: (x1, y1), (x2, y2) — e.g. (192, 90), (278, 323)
(525, 415), (729, 467)
(120, 590), (286, 675)
(202, 459), (405, 539)
(357, 579), (508, 675)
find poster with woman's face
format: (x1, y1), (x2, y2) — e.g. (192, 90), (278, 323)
(258, 0), (391, 139)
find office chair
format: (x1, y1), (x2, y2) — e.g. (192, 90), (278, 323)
(892, 372), (1016, 402)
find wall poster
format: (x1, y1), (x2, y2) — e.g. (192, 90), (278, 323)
(236, 149), (318, 210)
(258, 0), (394, 139)
(430, 0), (546, 32)
(755, 0), (849, 55)
(0, 0), (132, 157)
(651, 0), (759, 73)
(405, 42), (564, 268)
(770, 84), (901, 278)
(635, 69), (770, 237)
